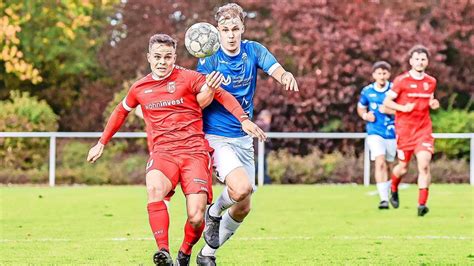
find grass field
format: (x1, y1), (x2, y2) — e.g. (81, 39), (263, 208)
(1, 184), (473, 265)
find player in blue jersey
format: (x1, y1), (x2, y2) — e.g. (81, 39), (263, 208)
(357, 61), (396, 209)
(195, 3), (299, 265)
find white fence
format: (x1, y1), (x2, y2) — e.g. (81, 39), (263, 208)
(1, 132), (473, 187)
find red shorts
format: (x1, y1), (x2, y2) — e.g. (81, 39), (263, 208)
(396, 135), (435, 163)
(146, 151), (213, 204)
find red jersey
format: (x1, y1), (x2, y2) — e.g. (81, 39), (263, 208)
(124, 66), (208, 153)
(389, 72), (437, 150)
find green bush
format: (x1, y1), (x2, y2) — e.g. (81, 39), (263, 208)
(267, 148), (470, 184)
(0, 91), (58, 170)
(268, 149), (364, 184)
(431, 96), (473, 159)
(56, 141), (147, 185)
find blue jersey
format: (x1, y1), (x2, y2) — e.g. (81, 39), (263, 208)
(196, 40), (279, 137)
(358, 82), (396, 139)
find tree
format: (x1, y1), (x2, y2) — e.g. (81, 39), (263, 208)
(0, 0), (118, 129)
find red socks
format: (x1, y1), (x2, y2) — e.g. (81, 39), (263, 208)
(418, 188), (429, 206)
(391, 174), (402, 192)
(180, 219), (205, 255)
(147, 201), (169, 251)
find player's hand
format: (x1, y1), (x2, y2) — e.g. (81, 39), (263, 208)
(402, 103), (415, 113)
(281, 72), (299, 92)
(87, 142), (105, 163)
(241, 119), (267, 142)
(206, 71), (224, 91)
(363, 111), (376, 122)
(429, 98), (440, 110)
(379, 105), (387, 114)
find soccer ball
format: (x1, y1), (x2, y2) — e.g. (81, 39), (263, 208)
(184, 22), (220, 58)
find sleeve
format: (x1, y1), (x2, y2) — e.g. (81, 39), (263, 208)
(253, 41), (280, 75)
(189, 71), (207, 95)
(358, 88), (368, 108)
(99, 87), (138, 145)
(389, 76), (403, 99)
(213, 88), (249, 122)
(196, 57), (215, 75)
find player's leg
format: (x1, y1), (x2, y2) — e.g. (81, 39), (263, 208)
(176, 152), (212, 266)
(415, 150), (432, 216)
(368, 135), (390, 208)
(199, 136), (253, 264)
(176, 193), (208, 266)
(390, 149), (412, 208)
(146, 155), (179, 266)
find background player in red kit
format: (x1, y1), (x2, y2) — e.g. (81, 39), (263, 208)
(383, 45), (440, 216)
(86, 34), (265, 266)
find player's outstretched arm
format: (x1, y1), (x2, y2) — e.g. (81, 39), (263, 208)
(271, 66), (299, 92)
(197, 71), (224, 108)
(87, 103), (130, 163)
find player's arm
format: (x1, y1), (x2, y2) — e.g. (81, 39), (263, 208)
(383, 92), (414, 113)
(357, 91), (375, 122)
(271, 66), (299, 92)
(429, 92), (440, 110)
(253, 42), (298, 92)
(87, 94), (137, 163)
(196, 71), (224, 108)
(378, 105), (396, 115)
(357, 105), (375, 122)
(213, 88), (266, 141)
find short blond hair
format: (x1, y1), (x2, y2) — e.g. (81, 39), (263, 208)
(215, 3), (245, 25)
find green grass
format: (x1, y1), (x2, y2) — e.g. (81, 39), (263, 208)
(1, 184), (473, 265)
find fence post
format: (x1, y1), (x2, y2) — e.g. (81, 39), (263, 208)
(363, 138), (370, 186)
(257, 140), (265, 187)
(49, 136), (56, 187)
(471, 136), (473, 186)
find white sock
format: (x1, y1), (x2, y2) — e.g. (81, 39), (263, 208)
(377, 181), (390, 201)
(384, 180), (392, 196)
(201, 211), (242, 257)
(218, 210), (241, 246)
(201, 244), (217, 257)
(209, 187), (236, 217)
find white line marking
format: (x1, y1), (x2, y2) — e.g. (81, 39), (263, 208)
(334, 235), (472, 240)
(2, 235), (471, 243)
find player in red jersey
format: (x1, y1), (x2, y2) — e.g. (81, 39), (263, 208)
(383, 45), (440, 216)
(87, 34), (266, 266)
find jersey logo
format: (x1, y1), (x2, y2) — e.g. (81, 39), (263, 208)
(370, 103), (377, 110)
(199, 58), (206, 65)
(242, 52), (248, 62)
(222, 75), (232, 85)
(368, 93), (376, 97)
(167, 82), (176, 93)
(423, 82), (429, 91)
(410, 84), (417, 88)
(144, 89), (153, 94)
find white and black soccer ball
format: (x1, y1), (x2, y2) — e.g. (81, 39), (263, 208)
(184, 22), (220, 58)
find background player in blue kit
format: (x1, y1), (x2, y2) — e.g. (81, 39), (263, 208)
(195, 3), (299, 265)
(357, 61), (396, 209)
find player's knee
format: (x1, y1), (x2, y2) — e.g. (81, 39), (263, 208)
(418, 164), (430, 174)
(146, 185), (166, 202)
(187, 212), (204, 228)
(229, 184), (252, 202)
